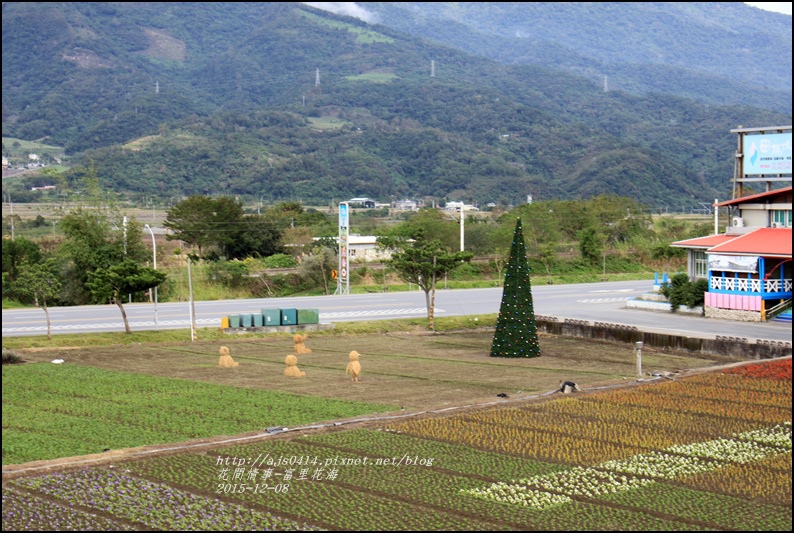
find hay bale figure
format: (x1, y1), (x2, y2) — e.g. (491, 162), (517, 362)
(293, 333), (312, 354)
(346, 351), (362, 383)
(218, 346), (239, 368)
(284, 354), (305, 377)
(559, 380), (582, 394)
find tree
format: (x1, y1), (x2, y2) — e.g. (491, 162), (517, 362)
(386, 237), (473, 329)
(2, 237), (42, 282)
(225, 215), (282, 259)
(13, 259), (61, 340)
(300, 245), (337, 295)
(58, 207), (149, 305)
(87, 259), (166, 333)
(491, 218), (540, 358)
(163, 195), (244, 259)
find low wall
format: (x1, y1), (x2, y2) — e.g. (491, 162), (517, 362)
(223, 323), (336, 335)
(704, 307), (763, 322)
(625, 297), (703, 315)
(534, 315), (791, 359)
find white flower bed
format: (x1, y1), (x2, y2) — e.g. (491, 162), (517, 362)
(462, 423), (792, 509)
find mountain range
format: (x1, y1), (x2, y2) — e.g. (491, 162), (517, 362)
(2, 2), (791, 208)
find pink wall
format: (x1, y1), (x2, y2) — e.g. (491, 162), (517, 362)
(705, 292), (762, 311)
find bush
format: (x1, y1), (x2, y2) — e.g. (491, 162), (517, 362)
(660, 273), (708, 312)
(2, 348), (23, 365)
(206, 260), (249, 288)
(262, 253), (297, 268)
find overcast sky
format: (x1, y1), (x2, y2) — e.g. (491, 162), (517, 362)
(743, 2), (792, 15)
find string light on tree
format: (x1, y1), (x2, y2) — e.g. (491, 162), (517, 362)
(490, 218), (540, 358)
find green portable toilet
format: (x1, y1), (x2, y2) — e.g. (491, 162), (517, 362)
(240, 314), (253, 328)
(262, 309), (280, 326)
(297, 309), (320, 324)
(228, 315), (241, 328)
(280, 308), (298, 325)
(253, 313), (264, 327)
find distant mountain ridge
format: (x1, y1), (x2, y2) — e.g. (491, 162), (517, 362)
(355, 2), (792, 113)
(1, 2), (791, 208)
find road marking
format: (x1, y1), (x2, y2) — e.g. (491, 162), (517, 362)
(576, 298), (630, 303)
(2, 318), (219, 333)
(591, 289), (635, 293)
(322, 308), (434, 318)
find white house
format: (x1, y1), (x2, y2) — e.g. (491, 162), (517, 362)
(315, 235), (392, 262)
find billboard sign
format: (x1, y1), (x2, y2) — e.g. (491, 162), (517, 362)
(742, 132), (792, 175)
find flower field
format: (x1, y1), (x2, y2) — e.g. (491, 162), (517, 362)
(2, 363), (394, 465)
(3, 358), (791, 530)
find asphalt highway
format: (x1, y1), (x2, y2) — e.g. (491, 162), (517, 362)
(2, 280), (791, 342)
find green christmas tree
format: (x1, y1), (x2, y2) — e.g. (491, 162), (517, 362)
(490, 218), (540, 358)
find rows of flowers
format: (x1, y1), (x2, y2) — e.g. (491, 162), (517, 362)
(387, 415), (647, 465)
(129, 434), (699, 531)
(4, 366), (791, 530)
(462, 423), (791, 511)
(11, 469), (319, 531)
(294, 428), (567, 480)
(723, 358), (792, 380)
(125, 453), (492, 531)
(461, 407), (715, 451)
(587, 388), (790, 425)
(535, 397), (768, 440)
(2, 487), (133, 531)
(3, 363), (393, 465)
(599, 478), (792, 530)
(674, 451), (792, 505)
(684, 369), (792, 393)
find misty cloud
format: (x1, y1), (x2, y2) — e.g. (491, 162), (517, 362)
(303, 2), (378, 24)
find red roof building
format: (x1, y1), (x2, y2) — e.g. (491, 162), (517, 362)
(671, 186), (792, 321)
(671, 187), (792, 321)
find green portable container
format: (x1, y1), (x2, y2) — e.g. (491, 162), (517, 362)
(262, 309), (280, 326)
(240, 314), (253, 328)
(280, 308), (298, 325)
(253, 313), (264, 327)
(228, 315), (241, 328)
(297, 309), (320, 324)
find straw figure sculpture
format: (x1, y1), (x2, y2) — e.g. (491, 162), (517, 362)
(218, 346), (239, 368)
(284, 354), (306, 377)
(293, 333), (312, 354)
(346, 351), (362, 383)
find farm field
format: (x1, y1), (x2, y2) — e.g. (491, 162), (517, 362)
(2, 332), (791, 530)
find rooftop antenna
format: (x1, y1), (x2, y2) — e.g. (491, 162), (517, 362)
(315, 68), (320, 86)
(431, 60), (435, 77)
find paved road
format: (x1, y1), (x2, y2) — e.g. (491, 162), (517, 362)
(2, 280), (791, 342)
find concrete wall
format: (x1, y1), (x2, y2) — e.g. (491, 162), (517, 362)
(533, 316), (791, 359)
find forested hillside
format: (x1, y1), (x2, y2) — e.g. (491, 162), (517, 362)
(2, 2), (791, 208)
(356, 2), (792, 113)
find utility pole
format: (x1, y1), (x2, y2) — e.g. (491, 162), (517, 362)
(460, 207), (465, 251)
(187, 257), (196, 342)
(8, 193), (14, 241)
(145, 224), (159, 330)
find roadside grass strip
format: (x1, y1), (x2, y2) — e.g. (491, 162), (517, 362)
(462, 422), (792, 510)
(11, 469), (321, 531)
